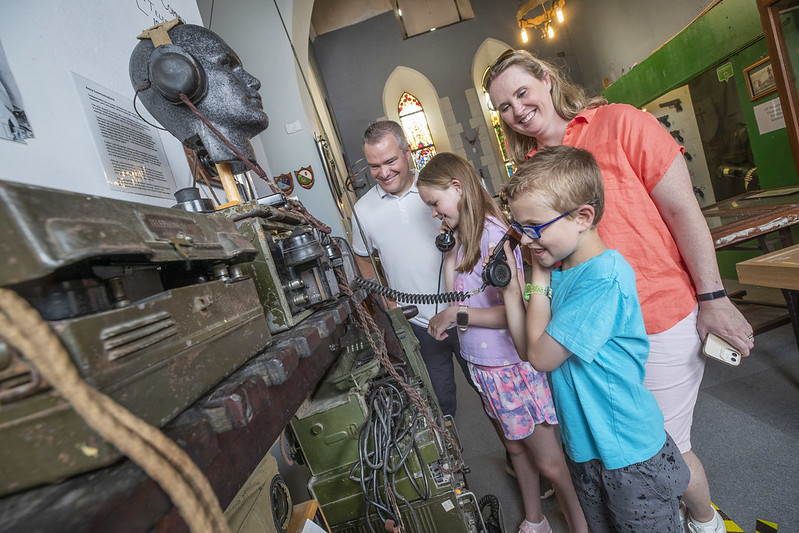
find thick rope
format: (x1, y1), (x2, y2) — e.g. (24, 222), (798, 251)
(0, 288), (230, 533)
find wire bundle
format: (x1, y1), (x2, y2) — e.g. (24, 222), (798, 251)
(350, 375), (431, 533)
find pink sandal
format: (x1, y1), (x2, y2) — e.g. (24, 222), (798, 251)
(518, 517), (552, 533)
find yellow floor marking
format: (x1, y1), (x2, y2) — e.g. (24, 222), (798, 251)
(712, 502), (744, 533)
(755, 518), (778, 532)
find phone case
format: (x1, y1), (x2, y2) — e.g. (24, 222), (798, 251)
(702, 333), (742, 366)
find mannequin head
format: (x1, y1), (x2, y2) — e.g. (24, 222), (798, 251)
(129, 23), (269, 171)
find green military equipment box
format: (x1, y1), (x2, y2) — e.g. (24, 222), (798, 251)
(0, 180), (272, 496)
(289, 307), (481, 531)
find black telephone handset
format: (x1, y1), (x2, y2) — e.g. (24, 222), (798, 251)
(482, 227), (522, 287)
(435, 230), (456, 252)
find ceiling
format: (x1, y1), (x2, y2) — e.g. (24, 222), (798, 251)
(310, 0), (473, 37)
(311, 0), (393, 36)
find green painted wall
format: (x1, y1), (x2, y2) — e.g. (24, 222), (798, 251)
(602, 0), (799, 279)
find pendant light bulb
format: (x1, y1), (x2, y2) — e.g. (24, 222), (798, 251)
(556, 6), (564, 23)
(521, 27), (528, 43)
(547, 23), (554, 39)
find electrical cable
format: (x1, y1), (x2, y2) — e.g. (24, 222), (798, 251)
(435, 252), (445, 315)
(349, 373), (437, 533)
(132, 82), (168, 130)
(178, 93), (332, 236)
(478, 494), (504, 533)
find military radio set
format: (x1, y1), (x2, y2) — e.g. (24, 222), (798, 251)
(0, 18), (497, 533)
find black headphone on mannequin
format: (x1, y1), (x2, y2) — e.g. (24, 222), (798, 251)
(147, 44), (207, 105)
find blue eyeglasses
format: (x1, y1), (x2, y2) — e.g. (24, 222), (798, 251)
(510, 199), (599, 239)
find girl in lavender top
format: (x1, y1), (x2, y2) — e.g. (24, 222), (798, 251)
(417, 153), (586, 533)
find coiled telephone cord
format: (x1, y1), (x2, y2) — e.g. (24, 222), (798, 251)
(353, 277), (486, 305)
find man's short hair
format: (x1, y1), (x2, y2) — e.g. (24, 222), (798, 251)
(363, 120), (409, 151)
(503, 145), (605, 226)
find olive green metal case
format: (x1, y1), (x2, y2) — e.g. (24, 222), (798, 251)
(0, 180), (272, 496)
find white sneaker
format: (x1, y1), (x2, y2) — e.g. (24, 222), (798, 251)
(679, 502), (689, 533)
(687, 509), (725, 533)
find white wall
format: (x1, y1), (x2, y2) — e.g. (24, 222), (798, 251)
(567, 0), (715, 95)
(197, 0), (347, 236)
(0, 1), (203, 207)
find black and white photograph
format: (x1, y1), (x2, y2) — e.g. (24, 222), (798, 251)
(0, 38), (33, 143)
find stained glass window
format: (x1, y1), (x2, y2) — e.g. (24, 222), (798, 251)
(485, 91), (515, 177)
(398, 92), (436, 169)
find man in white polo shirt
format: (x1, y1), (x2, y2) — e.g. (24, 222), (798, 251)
(350, 120), (471, 417)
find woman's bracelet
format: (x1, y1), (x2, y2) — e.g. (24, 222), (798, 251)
(524, 283), (552, 301)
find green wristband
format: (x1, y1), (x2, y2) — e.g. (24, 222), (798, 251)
(524, 283), (552, 301)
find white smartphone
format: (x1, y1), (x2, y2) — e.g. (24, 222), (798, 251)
(702, 333), (742, 367)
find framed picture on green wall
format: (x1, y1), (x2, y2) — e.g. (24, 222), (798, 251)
(744, 57), (778, 101)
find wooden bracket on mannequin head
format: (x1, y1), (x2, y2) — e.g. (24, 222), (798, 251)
(137, 18), (182, 47)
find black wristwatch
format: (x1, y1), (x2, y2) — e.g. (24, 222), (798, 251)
(456, 305), (468, 332)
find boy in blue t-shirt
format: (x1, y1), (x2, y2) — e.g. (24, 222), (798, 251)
(499, 145), (690, 532)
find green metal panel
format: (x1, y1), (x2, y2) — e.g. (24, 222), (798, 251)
(236, 218), (312, 333)
(331, 491), (472, 533)
(308, 424), (453, 527)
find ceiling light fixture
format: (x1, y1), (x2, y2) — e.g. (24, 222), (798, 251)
(517, 0), (565, 41)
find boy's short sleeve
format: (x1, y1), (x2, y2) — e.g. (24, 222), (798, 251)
(546, 275), (625, 363)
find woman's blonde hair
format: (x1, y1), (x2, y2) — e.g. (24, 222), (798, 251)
(418, 153), (505, 273)
(482, 50), (606, 165)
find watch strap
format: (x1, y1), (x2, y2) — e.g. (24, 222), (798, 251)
(457, 304), (468, 331)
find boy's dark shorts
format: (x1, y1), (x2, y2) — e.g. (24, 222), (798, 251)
(565, 433), (690, 532)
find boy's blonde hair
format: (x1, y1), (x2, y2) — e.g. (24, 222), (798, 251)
(418, 153), (506, 273)
(482, 49), (606, 165)
(503, 145), (605, 227)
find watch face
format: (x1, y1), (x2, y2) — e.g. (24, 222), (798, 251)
(457, 312), (468, 327)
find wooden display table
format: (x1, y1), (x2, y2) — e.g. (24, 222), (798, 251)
(737, 243), (799, 291)
(701, 186), (799, 345)
(737, 244), (799, 349)
(702, 186), (799, 251)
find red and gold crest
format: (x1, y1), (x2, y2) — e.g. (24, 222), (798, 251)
(295, 165), (314, 190)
